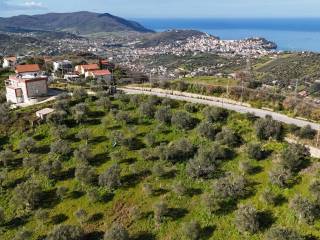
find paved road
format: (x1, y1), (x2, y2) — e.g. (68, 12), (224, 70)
(120, 87), (320, 131)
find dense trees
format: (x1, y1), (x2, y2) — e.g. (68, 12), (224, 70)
(19, 137), (36, 154)
(295, 125), (316, 139)
(280, 143), (310, 172)
(50, 140), (71, 157)
(74, 145), (93, 163)
(247, 143), (265, 160)
(197, 121), (219, 140)
(269, 167), (293, 188)
(202, 106), (229, 123)
(155, 106), (172, 124)
(215, 128), (241, 147)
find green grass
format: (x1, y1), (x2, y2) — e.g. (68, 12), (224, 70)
(175, 76), (239, 87)
(0, 95), (319, 240)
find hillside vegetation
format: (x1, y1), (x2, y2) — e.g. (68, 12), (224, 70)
(0, 91), (319, 240)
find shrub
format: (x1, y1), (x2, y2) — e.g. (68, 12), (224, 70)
(99, 164), (121, 190)
(142, 183), (154, 196)
(269, 167), (293, 188)
(152, 162), (166, 178)
(72, 87), (88, 100)
(265, 227), (304, 240)
(184, 103), (199, 113)
(202, 192), (223, 213)
(155, 106), (172, 124)
(74, 208), (88, 225)
(104, 224), (129, 240)
(183, 221), (201, 240)
(71, 103), (89, 123)
(144, 133), (157, 147)
(197, 121), (220, 140)
(47, 224), (84, 240)
(13, 229), (33, 240)
(171, 111), (197, 130)
(235, 204), (261, 234)
(39, 160), (62, 179)
(115, 111), (134, 124)
(247, 143), (265, 160)
(280, 143), (310, 172)
(96, 97), (112, 110)
(172, 181), (188, 196)
(309, 179), (320, 202)
(255, 116), (283, 140)
(295, 125), (316, 139)
(165, 138), (195, 163)
(35, 209), (50, 225)
(0, 207), (5, 225)
(23, 155), (41, 171)
(202, 106), (229, 123)
(56, 186), (69, 200)
(260, 188), (277, 206)
(87, 188), (101, 203)
(289, 194), (319, 224)
(154, 201), (169, 223)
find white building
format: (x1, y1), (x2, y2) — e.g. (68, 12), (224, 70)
(5, 64), (48, 104)
(2, 57), (17, 68)
(53, 60), (73, 73)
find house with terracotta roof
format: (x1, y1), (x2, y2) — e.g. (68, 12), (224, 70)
(2, 57), (17, 68)
(85, 69), (112, 82)
(5, 64), (48, 104)
(75, 64), (100, 75)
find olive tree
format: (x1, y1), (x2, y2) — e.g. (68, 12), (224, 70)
(289, 194), (319, 224)
(165, 138), (195, 163)
(171, 111), (197, 130)
(75, 164), (97, 185)
(269, 167), (293, 188)
(235, 204), (261, 234)
(265, 227), (304, 240)
(280, 143), (310, 172)
(0, 207), (5, 225)
(71, 103), (89, 124)
(182, 221), (201, 240)
(255, 116), (283, 141)
(12, 180), (43, 210)
(0, 149), (14, 167)
(155, 106), (172, 124)
(19, 137), (36, 154)
(202, 106), (228, 123)
(76, 129), (92, 145)
(104, 224), (129, 240)
(50, 140), (71, 158)
(215, 128), (241, 147)
(247, 143), (265, 160)
(154, 201), (169, 223)
(197, 121), (219, 140)
(47, 224), (84, 240)
(73, 145), (93, 164)
(99, 164), (121, 190)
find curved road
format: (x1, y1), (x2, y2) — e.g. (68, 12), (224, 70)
(120, 87), (320, 131)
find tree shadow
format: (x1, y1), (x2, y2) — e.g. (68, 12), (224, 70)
(4, 214), (30, 229)
(70, 190), (85, 199)
(41, 188), (59, 209)
(34, 145), (50, 154)
(274, 194), (287, 206)
(101, 192), (115, 203)
(56, 167), (75, 181)
(249, 166), (264, 175)
(51, 213), (68, 224)
(119, 157), (137, 165)
(88, 213), (104, 222)
(121, 170), (151, 189)
(162, 169), (177, 179)
(33, 134), (46, 141)
(167, 208), (188, 220)
(84, 231), (104, 240)
(91, 152), (110, 166)
(258, 210), (275, 231)
(187, 188), (203, 197)
(153, 188), (169, 197)
(201, 226), (216, 240)
(132, 232), (156, 240)
(90, 136), (108, 144)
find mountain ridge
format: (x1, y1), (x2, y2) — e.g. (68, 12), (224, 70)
(0, 11), (154, 35)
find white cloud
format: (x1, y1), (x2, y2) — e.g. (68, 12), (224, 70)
(24, 1), (44, 8)
(0, 0), (46, 12)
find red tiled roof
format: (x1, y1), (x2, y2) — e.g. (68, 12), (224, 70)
(15, 64), (40, 73)
(81, 64), (100, 71)
(91, 69), (111, 76)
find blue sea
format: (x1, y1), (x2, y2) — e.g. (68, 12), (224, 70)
(135, 18), (320, 52)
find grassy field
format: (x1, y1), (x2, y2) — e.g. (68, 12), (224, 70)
(175, 76), (239, 87)
(0, 93), (319, 240)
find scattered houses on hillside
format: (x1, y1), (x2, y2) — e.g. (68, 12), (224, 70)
(2, 56), (17, 68)
(5, 64), (48, 104)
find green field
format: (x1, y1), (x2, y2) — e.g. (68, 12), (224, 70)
(176, 76), (239, 87)
(0, 92), (319, 240)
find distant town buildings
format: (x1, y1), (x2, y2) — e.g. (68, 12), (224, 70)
(2, 56), (17, 68)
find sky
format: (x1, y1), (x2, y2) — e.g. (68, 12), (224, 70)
(0, 0), (319, 18)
